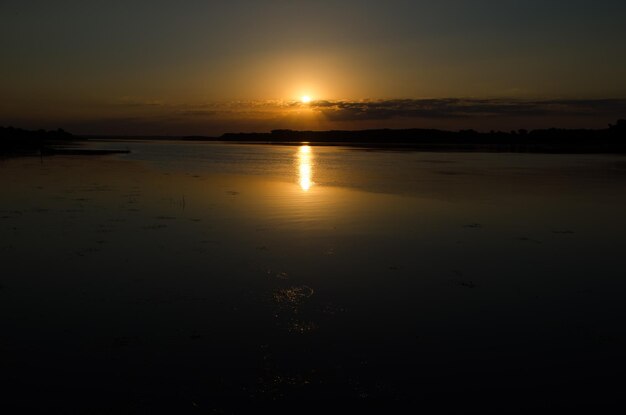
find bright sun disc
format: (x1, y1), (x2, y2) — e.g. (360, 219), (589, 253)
(301, 95), (311, 104)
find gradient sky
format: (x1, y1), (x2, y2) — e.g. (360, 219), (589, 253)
(1, 0), (626, 135)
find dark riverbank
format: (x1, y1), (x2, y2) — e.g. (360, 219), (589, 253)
(5, 120), (626, 154)
(0, 126), (75, 154)
(0, 126), (129, 156)
(194, 119), (626, 153)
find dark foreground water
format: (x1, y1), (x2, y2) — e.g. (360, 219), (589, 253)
(1, 141), (626, 413)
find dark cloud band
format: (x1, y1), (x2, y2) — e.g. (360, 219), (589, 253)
(307, 98), (626, 121)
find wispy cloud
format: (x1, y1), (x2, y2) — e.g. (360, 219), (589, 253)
(62, 97), (625, 135)
(115, 97), (626, 121)
(124, 98), (626, 121)
(117, 96), (165, 107)
(308, 98), (626, 121)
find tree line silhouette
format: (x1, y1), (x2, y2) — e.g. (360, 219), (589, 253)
(213, 119), (626, 153)
(3, 120), (626, 154)
(0, 126), (74, 154)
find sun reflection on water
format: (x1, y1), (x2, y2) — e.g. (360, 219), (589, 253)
(298, 145), (313, 191)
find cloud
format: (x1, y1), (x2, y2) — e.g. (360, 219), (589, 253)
(56, 97), (625, 135)
(117, 96), (165, 107)
(109, 97), (626, 122)
(308, 98), (626, 121)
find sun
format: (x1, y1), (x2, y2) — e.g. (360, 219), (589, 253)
(301, 95), (312, 104)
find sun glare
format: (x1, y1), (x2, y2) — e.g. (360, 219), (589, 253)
(301, 95), (312, 104)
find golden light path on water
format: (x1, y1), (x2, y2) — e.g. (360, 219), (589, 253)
(297, 145), (313, 191)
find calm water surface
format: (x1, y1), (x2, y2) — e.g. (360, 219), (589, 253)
(1, 141), (625, 412)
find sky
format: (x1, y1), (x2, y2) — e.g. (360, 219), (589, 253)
(1, 0), (626, 135)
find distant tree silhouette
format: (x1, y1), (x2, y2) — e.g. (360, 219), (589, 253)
(609, 119), (626, 132)
(1, 126), (75, 154)
(218, 119), (626, 153)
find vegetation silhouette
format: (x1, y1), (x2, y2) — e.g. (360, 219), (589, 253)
(4, 120), (626, 154)
(0, 126), (128, 156)
(207, 119), (626, 153)
(0, 126), (73, 153)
